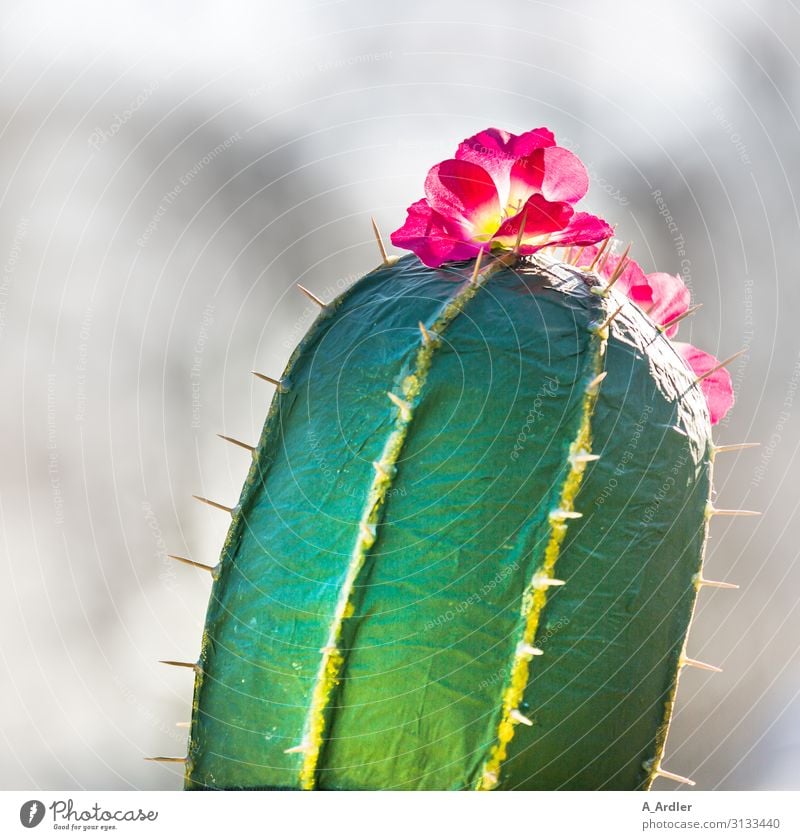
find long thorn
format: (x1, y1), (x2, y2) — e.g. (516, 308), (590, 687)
(588, 238), (610, 270)
(418, 321), (432, 345)
(482, 770), (499, 787)
(605, 243), (631, 290)
(596, 302), (625, 333)
(296, 284), (326, 308)
(586, 371), (608, 393)
(533, 575), (566, 589)
(510, 709), (533, 726)
(145, 756), (186, 764)
(694, 350), (746, 385)
(681, 657), (722, 673)
(708, 506), (761, 517)
(513, 210), (528, 255)
(653, 766), (696, 786)
(371, 216), (389, 264)
(169, 554), (215, 574)
(160, 660), (200, 673)
(694, 574), (739, 590)
(714, 442), (760, 454)
(160, 659), (200, 673)
(387, 391), (412, 420)
(192, 495), (234, 515)
(470, 247), (485, 284)
(659, 304), (703, 333)
(550, 508), (583, 521)
(217, 434), (255, 453)
(252, 371), (283, 388)
(570, 450), (601, 466)
(373, 460), (393, 480)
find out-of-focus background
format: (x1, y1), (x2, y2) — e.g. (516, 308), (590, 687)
(0, 0), (797, 791)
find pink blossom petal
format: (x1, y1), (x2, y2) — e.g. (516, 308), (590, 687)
(575, 243), (602, 269)
(592, 250), (653, 305)
(607, 261), (651, 304)
(456, 127), (556, 199)
(537, 211), (614, 248)
(456, 126), (555, 170)
(492, 194), (574, 247)
(506, 151), (545, 211)
(424, 159), (500, 229)
(390, 198), (481, 268)
(517, 146), (589, 204)
(645, 273), (691, 337)
(674, 342), (734, 425)
(576, 250), (690, 335)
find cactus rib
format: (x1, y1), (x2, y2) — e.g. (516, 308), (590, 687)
(183, 267), (356, 788)
(297, 254), (517, 790)
(477, 327), (605, 790)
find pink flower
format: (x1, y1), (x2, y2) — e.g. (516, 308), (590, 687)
(576, 244), (733, 424)
(390, 127), (613, 268)
(673, 343), (733, 426)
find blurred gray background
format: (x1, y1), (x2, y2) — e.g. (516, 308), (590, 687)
(0, 0), (797, 790)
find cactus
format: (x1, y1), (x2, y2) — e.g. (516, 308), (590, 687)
(153, 127), (751, 790)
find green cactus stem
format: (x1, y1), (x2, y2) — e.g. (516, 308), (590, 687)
(178, 249), (722, 790)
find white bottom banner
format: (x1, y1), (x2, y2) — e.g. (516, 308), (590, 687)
(1, 791), (794, 839)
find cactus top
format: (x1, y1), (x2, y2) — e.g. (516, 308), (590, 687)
(185, 252), (715, 790)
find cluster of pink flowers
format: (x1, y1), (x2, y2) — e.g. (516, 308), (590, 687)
(390, 127), (733, 424)
(577, 244), (733, 424)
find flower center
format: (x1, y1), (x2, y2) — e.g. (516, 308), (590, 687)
(471, 199), (525, 241)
